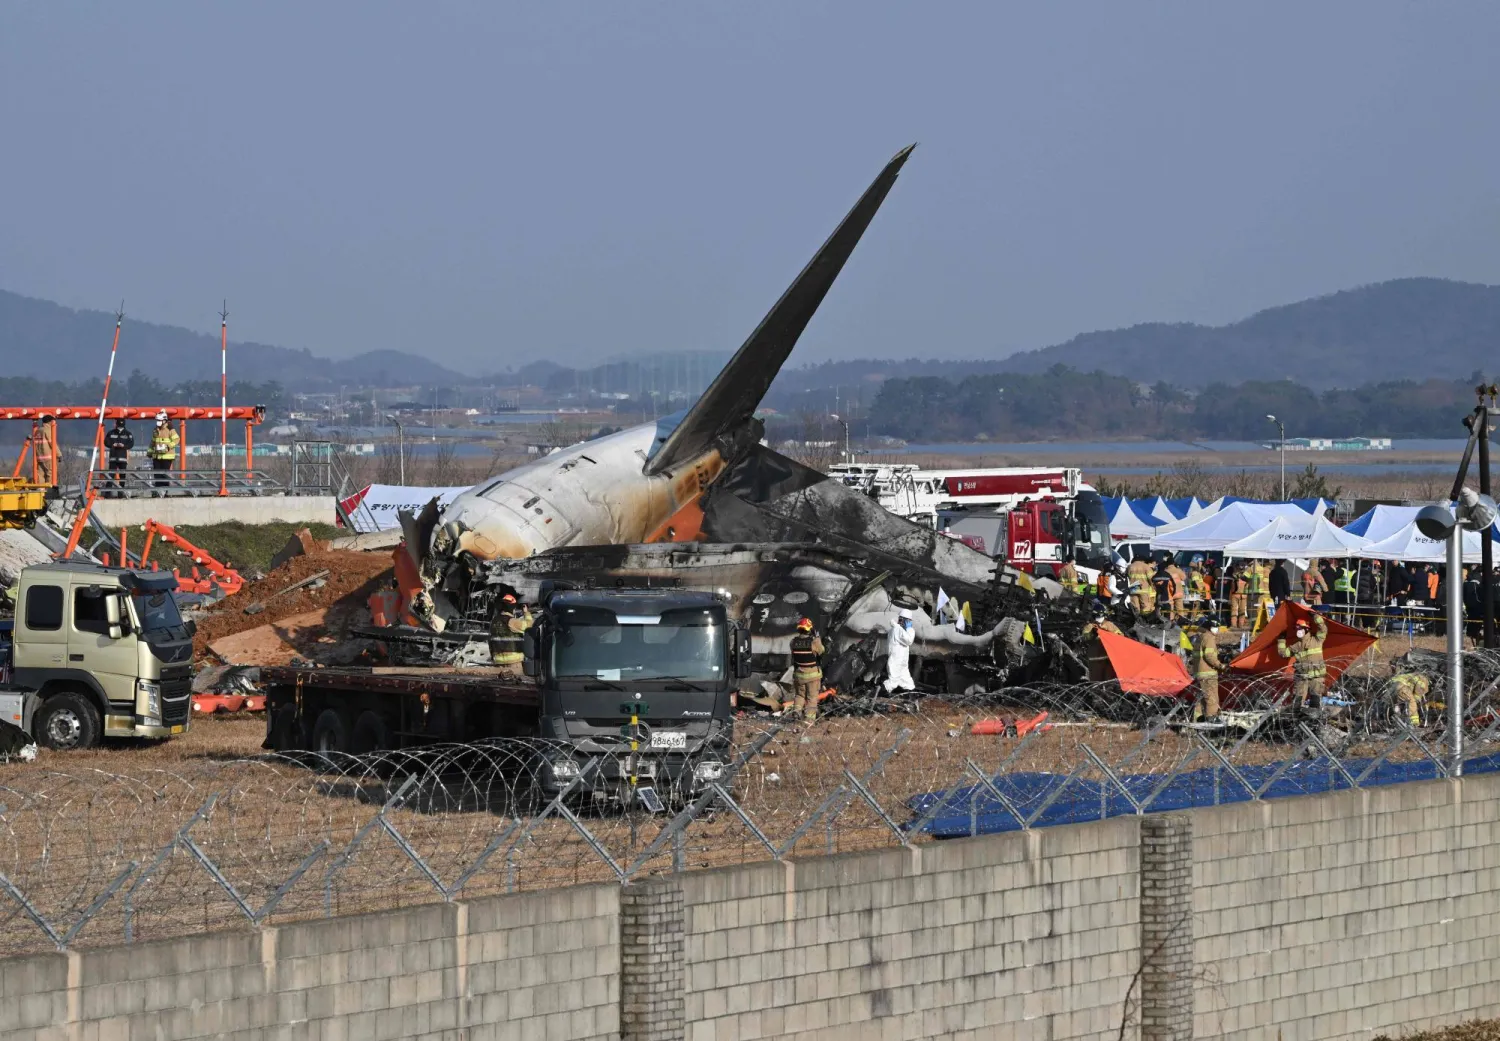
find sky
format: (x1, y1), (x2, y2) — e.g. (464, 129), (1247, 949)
(3, 3), (1500, 371)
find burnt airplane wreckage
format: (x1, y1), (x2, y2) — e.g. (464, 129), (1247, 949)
(382, 145), (1134, 707)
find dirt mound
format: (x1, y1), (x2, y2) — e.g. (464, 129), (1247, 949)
(193, 549), (394, 663)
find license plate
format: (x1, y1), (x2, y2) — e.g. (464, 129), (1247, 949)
(170, 726), (184, 735)
(650, 730), (687, 750)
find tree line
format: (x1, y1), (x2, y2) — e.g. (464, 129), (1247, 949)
(868, 365), (1485, 442)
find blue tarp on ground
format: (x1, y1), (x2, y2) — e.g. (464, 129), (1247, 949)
(907, 750), (1500, 838)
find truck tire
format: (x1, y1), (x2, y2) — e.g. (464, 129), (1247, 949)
(36, 691), (101, 751)
(352, 711), (392, 755)
(311, 708), (352, 755)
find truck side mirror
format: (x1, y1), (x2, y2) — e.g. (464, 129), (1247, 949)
(521, 628), (539, 677)
(735, 628), (754, 678)
(185, 619), (196, 638)
(105, 593), (124, 640)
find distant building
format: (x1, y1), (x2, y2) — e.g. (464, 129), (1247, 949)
(1263, 436), (1392, 451)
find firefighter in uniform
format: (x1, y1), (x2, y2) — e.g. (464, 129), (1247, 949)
(1081, 603), (1123, 682)
(29, 416), (56, 488)
(1229, 565), (1249, 629)
(1190, 617), (1224, 721)
(1276, 613), (1329, 713)
(103, 417), (134, 497)
(787, 617), (825, 723)
(1126, 557), (1155, 616)
(1386, 671), (1431, 729)
(1299, 558), (1328, 606)
(1151, 559), (1176, 620)
(1166, 559), (1188, 622)
(488, 593), (533, 672)
(148, 412), (180, 492)
(1057, 554), (1082, 595)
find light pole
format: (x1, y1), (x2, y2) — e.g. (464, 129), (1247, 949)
(386, 414), (405, 485)
(1266, 414), (1286, 500)
(830, 414), (851, 462)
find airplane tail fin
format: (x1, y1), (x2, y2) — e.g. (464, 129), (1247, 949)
(644, 144), (915, 476)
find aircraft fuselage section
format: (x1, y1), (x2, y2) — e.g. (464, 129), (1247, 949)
(436, 422), (723, 561)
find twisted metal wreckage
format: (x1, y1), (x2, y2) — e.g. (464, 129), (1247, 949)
(347, 145), (1109, 705)
(369, 146), (1375, 718)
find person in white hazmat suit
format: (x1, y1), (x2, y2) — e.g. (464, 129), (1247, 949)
(883, 608), (917, 693)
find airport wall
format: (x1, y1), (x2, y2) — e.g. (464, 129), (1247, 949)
(1191, 771), (1500, 1040)
(4, 773), (1500, 1041)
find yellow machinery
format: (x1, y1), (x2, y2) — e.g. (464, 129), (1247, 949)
(0, 477), (49, 530)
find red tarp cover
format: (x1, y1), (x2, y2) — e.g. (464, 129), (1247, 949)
(1096, 629), (1193, 696)
(1228, 602), (1376, 684)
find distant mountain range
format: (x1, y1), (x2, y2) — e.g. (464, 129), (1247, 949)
(0, 291), (465, 389)
(4, 277), (1497, 393)
(992, 277), (1500, 389)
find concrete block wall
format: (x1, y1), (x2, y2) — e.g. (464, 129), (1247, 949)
(1193, 771), (1500, 1041)
(0, 884), (619, 1041)
(680, 817), (1144, 1041)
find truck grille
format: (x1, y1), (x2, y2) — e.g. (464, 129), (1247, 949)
(162, 675), (191, 727)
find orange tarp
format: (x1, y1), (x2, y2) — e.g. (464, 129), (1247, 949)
(1096, 629), (1193, 697)
(1228, 602), (1375, 684)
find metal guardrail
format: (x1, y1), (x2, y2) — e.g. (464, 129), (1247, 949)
(80, 469), (286, 498)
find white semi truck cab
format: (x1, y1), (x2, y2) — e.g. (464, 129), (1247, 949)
(3, 562), (194, 749)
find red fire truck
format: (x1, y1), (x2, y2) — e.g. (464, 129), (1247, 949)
(827, 464), (1112, 581)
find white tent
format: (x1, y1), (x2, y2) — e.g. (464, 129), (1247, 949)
(1219, 514), (1368, 560)
(1135, 496), (1177, 524)
(1149, 501), (1312, 550)
(1357, 521), (1486, 563)
(1104, 498), (1163, 540)
(1343, 504), (1421, 543)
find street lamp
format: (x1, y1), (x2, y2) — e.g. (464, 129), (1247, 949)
(385, 414), (405, 485)
(1266, 414), (1286, 500)
(1417, 488), (1498, 775)
(830, 414), (851, 462)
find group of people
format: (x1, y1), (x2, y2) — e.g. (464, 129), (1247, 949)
(22, 413), (181, 495)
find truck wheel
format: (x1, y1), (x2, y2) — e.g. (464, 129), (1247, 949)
(311, 708), (352, 755)
(36, 692), (101, 751)
(352, 711), (392, 755)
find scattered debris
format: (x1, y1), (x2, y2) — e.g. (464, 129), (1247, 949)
(243, 569), (331, 615)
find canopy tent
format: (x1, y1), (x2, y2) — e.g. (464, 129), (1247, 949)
(1218, 514), (1368, 560)
(1163, 496), (1213, 521)
(1345, 503), (1500, 545)
(1291, 498), (1337, 515)
(1357, 520), (1487, 563)
(1095, 629), (1193, 696)
(1149, 502), (1312, 550)
(1103, 497), (1169, 540)
(1344, 504), (1420, 543)
(1228, 602), (1376, 685)
(1135, 496), (1178, 524)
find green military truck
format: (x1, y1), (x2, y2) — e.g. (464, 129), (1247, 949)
(2, 562), (195, 749)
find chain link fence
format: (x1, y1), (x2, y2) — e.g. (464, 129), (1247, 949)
(3, 651), (1499, 956)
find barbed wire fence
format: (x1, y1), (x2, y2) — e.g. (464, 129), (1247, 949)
(3, 651), (1500, 957)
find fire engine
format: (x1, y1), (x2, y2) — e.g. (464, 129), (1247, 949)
(826, 463), (1113, 581)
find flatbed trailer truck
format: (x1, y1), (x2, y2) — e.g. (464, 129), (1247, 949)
(260, 589), (750, 801)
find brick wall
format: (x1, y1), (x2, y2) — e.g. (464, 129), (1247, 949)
(6, 774), (1500, 1041)
(1193, 771), (1500, 1040)
(0, 884), (619, 1041)
(680, 818), (1144, 1041)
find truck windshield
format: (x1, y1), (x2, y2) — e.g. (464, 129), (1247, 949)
(552, 605), (725, 683)
(131, 589), (183, 632)
(1071, 491), (1113, 571)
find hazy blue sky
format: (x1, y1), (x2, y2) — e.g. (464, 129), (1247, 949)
(4, 3), (1499, 370)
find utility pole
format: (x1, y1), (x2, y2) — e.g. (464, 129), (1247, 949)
(1266, 414), (1286, 500)
(387, 414), (405, 485)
